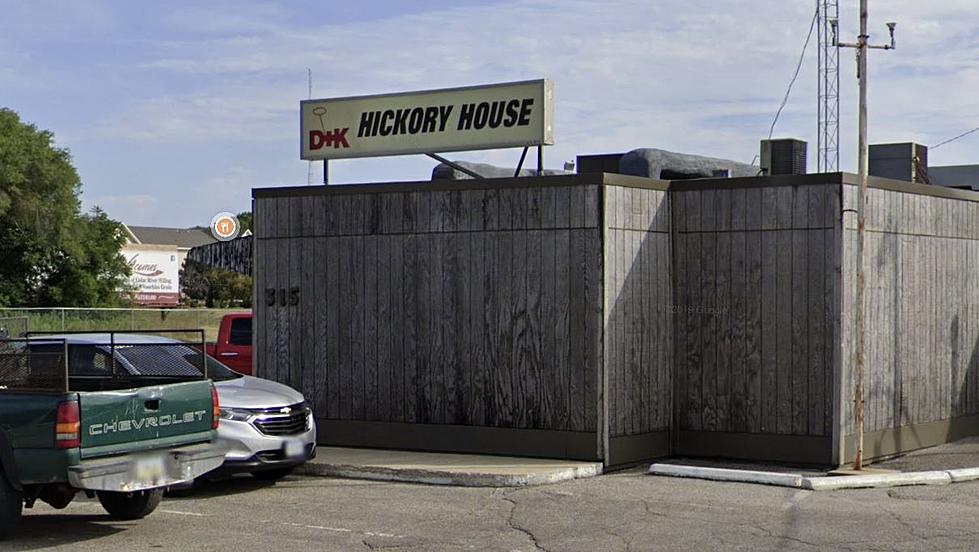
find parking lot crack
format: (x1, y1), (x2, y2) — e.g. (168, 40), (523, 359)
(746, 523), (821, 548)
(639, 499), (667, 517)
(361, 537), (417, 550)
(501, 492), (549, 552)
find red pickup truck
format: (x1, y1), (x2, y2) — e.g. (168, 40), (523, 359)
(205, 313), (253, 375)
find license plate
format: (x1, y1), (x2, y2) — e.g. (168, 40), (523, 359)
(133, 454), (167, 482)
(284, 439), (304, 458)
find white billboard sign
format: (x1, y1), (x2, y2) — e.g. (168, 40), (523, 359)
(300, 79), (554, 160)
(121, 245), (180, 306)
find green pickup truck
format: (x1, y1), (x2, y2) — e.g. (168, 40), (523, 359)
(0, 331), (227, 538)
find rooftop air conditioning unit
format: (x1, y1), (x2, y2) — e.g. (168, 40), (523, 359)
(760, 139), (807, 176)
(869, 142), (928, 184)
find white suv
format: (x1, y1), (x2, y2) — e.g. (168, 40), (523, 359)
(209, 361), (317, 480)
(101, 335), (317, 481)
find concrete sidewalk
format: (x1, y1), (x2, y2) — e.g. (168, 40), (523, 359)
(296, 447), (603, 487)
(875, 436), (979, 471)
(649, 437), (979, 491)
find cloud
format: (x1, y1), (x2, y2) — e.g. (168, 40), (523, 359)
(82, 167), (262, 228)
(194, 167), (258, 210)
(90, 86), (297, 143)
(84, 0), (979, 176)
(12, 0), (979, 228)
(83, 194), (160, 223)
(92, 1), (828, 160)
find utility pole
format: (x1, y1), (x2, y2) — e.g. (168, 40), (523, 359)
(831, 2), (896, 471)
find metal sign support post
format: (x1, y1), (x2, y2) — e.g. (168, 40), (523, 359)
(323, 160), (330, 185)
(514, 147), (529, 177)
(831, 2), (895, 470)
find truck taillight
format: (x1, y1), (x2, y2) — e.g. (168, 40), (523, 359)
(212, 386), (220, 430)
(55, 400), (80, 449)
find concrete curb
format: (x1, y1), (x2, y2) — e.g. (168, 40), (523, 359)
(296, 462), (603, 487)
(802, 470), (951, 491)
(648, 464), (803, 488)
(648, 463), (968, 491)
(945, 467), (979, 483)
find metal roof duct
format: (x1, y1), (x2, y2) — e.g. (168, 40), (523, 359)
(618, 148), (757, 180)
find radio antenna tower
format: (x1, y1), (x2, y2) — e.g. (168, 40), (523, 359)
(307, 68), (314, 184)
(817, 0), (840, 172)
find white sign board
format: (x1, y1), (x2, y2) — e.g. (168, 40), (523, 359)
(121, 245), (180, 306)
(300, 79), (553, 160)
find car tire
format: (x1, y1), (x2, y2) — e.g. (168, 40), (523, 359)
(98, 489), (164, 520)
(0, 473), (22, 540)
(251, 467), (294, 481)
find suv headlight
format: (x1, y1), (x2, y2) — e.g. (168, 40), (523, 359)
(219, 407), (253, 422)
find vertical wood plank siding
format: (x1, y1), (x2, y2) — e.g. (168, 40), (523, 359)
(603, 186), (674, 437)
(255, 182), (604, 436)
(841, 185), (979, 435)
(254, 172), (979, 465)
(672, 184), (840, 437)
(186, 236), (253, 276)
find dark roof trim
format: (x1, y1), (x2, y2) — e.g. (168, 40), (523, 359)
(669, 172), (845, 191)
(844, 173), (979, 203)
(253, 173), (670, 199)
(253, 171), (979, 202)
(253, 173), (673, 199)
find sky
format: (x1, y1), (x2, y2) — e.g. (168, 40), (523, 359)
(2, 0), (978, 227)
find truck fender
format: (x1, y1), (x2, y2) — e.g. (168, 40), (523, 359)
(0, 432), (22, 492)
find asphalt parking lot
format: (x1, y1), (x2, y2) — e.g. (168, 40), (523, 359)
(9, 469), (979, 551)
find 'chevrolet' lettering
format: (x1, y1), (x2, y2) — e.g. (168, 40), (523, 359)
(88, 410), (208, 436)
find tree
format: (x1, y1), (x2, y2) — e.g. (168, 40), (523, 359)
(181, 260), (252, 308)
(35, 208), (132, 306)
(0, 108), (131, 307)
(236, 211), (252, 234)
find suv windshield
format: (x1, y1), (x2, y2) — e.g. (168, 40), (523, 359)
(176, 347), (243, 381)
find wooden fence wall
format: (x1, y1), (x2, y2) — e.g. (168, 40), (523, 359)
(252, 172), (979, 467)
(253, 178), (606, 460)
(602, 184), (673, 464)
(187, 236), (253, 275)
(670, 179), (841, 464)
(841, 180), (979, 461)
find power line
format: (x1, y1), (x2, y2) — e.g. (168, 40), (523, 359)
(931, 126), (979, 150)
(751, 8), (820, 166)
(769, 8), (819, 141)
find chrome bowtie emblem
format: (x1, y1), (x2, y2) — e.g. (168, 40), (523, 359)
(279, 407), (292, 414)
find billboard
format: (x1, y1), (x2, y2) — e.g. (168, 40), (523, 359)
(121, 245), (180, 306)
(300, 79), (553, 160)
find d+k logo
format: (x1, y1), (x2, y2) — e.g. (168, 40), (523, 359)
(309, 106), (350, 150)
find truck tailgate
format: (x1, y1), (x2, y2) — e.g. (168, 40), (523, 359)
(79, 380), (214, 458)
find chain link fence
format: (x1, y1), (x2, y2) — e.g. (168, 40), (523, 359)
(0, 317), (29, 339)
(0, 308), (249, 342)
